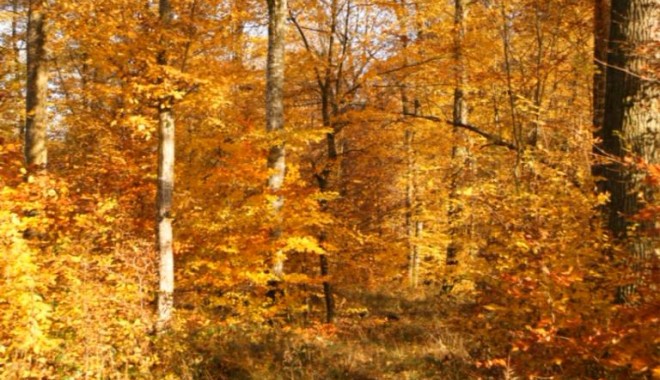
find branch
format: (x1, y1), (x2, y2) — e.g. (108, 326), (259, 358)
(403, 112), (518, 151)
(594, 57), (659, 83)
(403, 112), (584, 188)
(377, 56), (447, 76)
(289, 10), (327, 93)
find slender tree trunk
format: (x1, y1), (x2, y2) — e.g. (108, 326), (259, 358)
(266, 0), (287, 277)
(593, 0), (610, 136)
(317, 55), (337, 325)
(318, 232), (335, 323)
(24, 0), (47, 170)
(500, 0), (523, 188)
(230, 0), (245, 64)
(592, 0), (611, 195)
(156, 0), (175, 329)
(599, 0), (659, 303)
(316, 85), (336, 322)
(315, 0), (346, 323)
(403, 103), (421, 288)
(12, 0), (24, 138)
(397, 0), (423, 289)
(317, 139), (336, 323)
(500, 1), (519, 151)
(446, 0), (468, 277)
(405, 127), (419, 288)
(404, 129), (423, 288)
(290, 0), (338, 322)
(530, 0), (545, 147)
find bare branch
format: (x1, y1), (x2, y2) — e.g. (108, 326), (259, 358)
(403, 112), (518, 151)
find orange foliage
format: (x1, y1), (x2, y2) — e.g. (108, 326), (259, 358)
(0, 0), (656, 378)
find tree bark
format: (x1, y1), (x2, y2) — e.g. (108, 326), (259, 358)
(24, 0), (48, 170)
(593, 0), (610, 135)
(592, 0), (611, 195)
(405, 127), (420, 288)
(156, 0), (175, 330)
(304, 0), (348, 323)
(319, 244), (335, 323)
(446, 0), (469, 275)
(266, 0), (287, 277)
(11, 0), (24, 138)
(317, 39), (338, 324)
(396, 0), (423, 289)
(599, 0), (659, 303)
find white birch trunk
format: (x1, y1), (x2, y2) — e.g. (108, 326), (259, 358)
(156, 0), (175, 329)
(266, 0), (287, 277)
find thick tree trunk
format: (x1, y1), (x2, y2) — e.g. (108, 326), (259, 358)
(156, 0), (175, 329)
(599, 0), (659, 303)
(24, 0), (47, 170)
(266, 0), (287, 277)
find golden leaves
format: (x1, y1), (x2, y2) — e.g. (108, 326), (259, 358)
(284, 236), (326, 255)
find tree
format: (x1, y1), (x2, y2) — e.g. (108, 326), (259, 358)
(156, 0), (176, 329)
(266, 0), (287, 277)
(24, 0), (47, 170)
(598, 0), (659, 303)
(289, 0), (378, 320)
(445, 0), (469, 282)
(307, 0), (346, 322)
(593, 0), (610, 134)
(393, 0), (423, 289)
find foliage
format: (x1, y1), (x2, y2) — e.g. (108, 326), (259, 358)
(0, 0), (657, 378)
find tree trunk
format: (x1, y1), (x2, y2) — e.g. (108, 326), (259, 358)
(396, 0), (423, 289)
(24, 0), (47, 170)
(592, 0), (611, 195)
(266, 0), (287, 277)
(593, 0), (610, 135)
(500, 0), (520, 154)
(405, 125), (420, 288)
(319, 245), (335, 323)
(11, 0), (24, 138)
(316, 0), (345, 323)
(446, 0), (468, 275)
(156, 0), (175, 330)
(599, 0), (659, 303)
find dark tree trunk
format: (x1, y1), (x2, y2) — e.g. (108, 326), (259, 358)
(25, 0), (48, 170)
(593, 0), (610, 136)
(446, 0), (469, 274)
(598, 0), (659, 303)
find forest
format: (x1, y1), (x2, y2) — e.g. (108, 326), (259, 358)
(0, 0), (658, 378)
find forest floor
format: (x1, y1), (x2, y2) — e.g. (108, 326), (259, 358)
(163, 289), (493, 380)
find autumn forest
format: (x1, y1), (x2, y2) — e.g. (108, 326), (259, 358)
(0, 0), (658, 378)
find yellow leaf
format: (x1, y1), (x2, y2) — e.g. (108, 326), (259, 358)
(284, 236), (326, 255)
(483, 304), (502, 311)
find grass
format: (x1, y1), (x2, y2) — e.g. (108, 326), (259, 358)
(159, 288), (482, 380)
